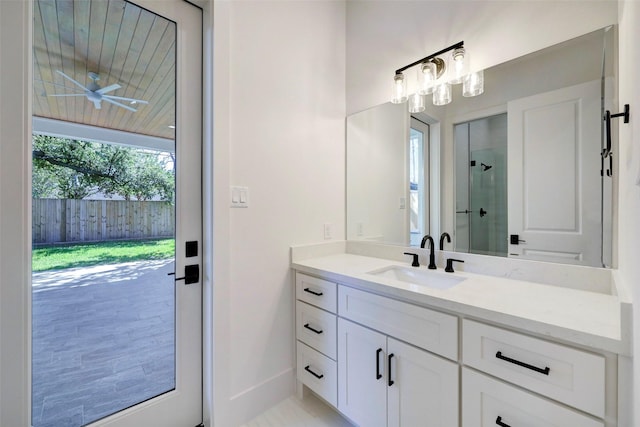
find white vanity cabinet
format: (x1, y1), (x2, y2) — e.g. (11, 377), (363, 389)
(337, 287), (459, 427)
(293, 267), (621, 427)
(462, 368), (604, 427)
(337, 319), (459, 427)
(295, 273), (338, 406)
(462, 319), (607, 426)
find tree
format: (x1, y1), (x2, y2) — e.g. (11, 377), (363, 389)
(32, 135), (175, 201)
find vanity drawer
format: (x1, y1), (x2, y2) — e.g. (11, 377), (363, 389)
(462, 368), (603, 427)
(296, 273), (337, 313)
(338, 285), (458, 360)
(296, 341), (337, 407)
(296, 301), (337, 360)
(462, 319), (605, 418)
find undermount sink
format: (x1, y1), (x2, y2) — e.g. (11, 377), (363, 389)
(367, 265), (466, 290)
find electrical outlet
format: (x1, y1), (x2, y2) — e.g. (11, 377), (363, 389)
(357, 222), (364, 236)
(324, 223), (332, 240)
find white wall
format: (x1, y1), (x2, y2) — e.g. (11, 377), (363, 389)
(617, 1), (640, 423)
(212, 1), (346, 425)
(347, 102), (409, 244)
(346, 0), (618, 115)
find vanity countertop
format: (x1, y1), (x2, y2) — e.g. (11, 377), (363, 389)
(292, 251), (631, 355)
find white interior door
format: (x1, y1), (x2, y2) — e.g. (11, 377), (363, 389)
(507, 80), (601, 266)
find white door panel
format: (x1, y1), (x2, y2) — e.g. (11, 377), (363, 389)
(507, 80), (601, 266)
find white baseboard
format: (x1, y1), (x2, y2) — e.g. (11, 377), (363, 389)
(228, 368), (295, 426)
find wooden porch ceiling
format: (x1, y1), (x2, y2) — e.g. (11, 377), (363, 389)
(33, 0), (176, 141)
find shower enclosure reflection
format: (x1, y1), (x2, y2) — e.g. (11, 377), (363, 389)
(454, 114), (507, 257)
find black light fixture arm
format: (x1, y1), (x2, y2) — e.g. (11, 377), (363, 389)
(395, 41), (464, 75)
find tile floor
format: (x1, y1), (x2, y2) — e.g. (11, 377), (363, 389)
(32, 259), (175, 427)
(241, 393), (354, 427)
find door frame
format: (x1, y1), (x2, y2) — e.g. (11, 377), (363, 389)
(0, 1), (216, 426)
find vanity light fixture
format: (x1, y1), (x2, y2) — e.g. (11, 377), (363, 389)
(392, 41), (484, 108)
(391, 73), (408, 104)
(408, 92), (426, 113)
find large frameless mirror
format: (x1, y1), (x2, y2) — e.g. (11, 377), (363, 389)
(346, 26), (616, 268)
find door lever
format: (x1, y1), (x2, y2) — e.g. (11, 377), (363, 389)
(168, 264), (200, 284)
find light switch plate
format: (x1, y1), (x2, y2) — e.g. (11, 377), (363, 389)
(231, 186), (249, 208)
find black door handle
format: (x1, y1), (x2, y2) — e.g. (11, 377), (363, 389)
(496, 416), (511, 427)
(495, 351), (550, 375)
(303, 323), (323, 334)
(388, 353), (395, 386)
(376, 348), (383, 380)
(168, 264), (199, 284)
(304, 365), (324, 379)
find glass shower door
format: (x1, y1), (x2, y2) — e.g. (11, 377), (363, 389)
(454, 114), (507, 257)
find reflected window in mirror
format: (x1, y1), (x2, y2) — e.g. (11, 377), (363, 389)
(409, 118), (429, 246)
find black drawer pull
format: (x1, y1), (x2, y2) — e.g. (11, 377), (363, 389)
(303, 323), (323, 334)
(304, 365), (323, 379)
(496, 416), (510, 427)
(388, 353), (395, 386)
(375, 348), (383, 380)
(303, 287), (323, 296)
(495, 351), (550, 375)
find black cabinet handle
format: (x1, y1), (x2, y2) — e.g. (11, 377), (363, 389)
(496, 416), (510, 427)
(303, 287), (323, 296)
(495, 351), (550, 375)
(388, 353), (395, 386)
(376, 348), (383, 380)
(304, 365), (324, 379)
(303, 323), (323, 334)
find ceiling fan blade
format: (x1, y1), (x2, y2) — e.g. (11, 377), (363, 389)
(102, 94), (149, 105)
(102, 97), (138, 112)
(97, 83), (121, 95)
(36, 80), (78, 90)
(92, 99), (102, 110)
(55, 70), (89, 91)
(48, 93), (86, 97)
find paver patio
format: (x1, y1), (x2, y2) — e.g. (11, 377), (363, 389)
(32, 259), (176, 427)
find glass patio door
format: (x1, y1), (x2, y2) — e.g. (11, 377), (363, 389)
(31, 1), (202, 426)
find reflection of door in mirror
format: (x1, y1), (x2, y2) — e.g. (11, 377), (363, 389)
(454, 114), (508, 257)
(508, 81), (601, 266)
(409, 118), (430, 246)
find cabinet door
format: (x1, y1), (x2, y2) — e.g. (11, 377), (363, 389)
(338, 318), (387, 427)
(387, 338), (459, 427)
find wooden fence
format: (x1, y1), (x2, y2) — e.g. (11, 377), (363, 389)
(32, 199), (174, 245)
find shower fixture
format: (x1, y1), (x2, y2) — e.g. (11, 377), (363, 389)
(481, 163), (492, 171)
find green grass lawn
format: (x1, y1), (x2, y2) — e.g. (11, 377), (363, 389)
(32, 239), (175, 272)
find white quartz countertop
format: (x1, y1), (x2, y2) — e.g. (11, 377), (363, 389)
(292, 252), (631, 355)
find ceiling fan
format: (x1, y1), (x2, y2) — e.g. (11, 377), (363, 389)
(48, 70), (148, 112)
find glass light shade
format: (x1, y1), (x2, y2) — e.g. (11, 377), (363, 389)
(463, 70), (484, 97)
(408, 93), (425, 113)
(391, 73), (408, 104)
(449, 47), (468, 84)
(433, 82), (452, 106)
(418, 62), (436, 95)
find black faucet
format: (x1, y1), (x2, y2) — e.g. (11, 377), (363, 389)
(445, 258), (464, 273)
(404, 252), (420, 267)
(439, 232), (451, 250)
(419, 235), (437, 270)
